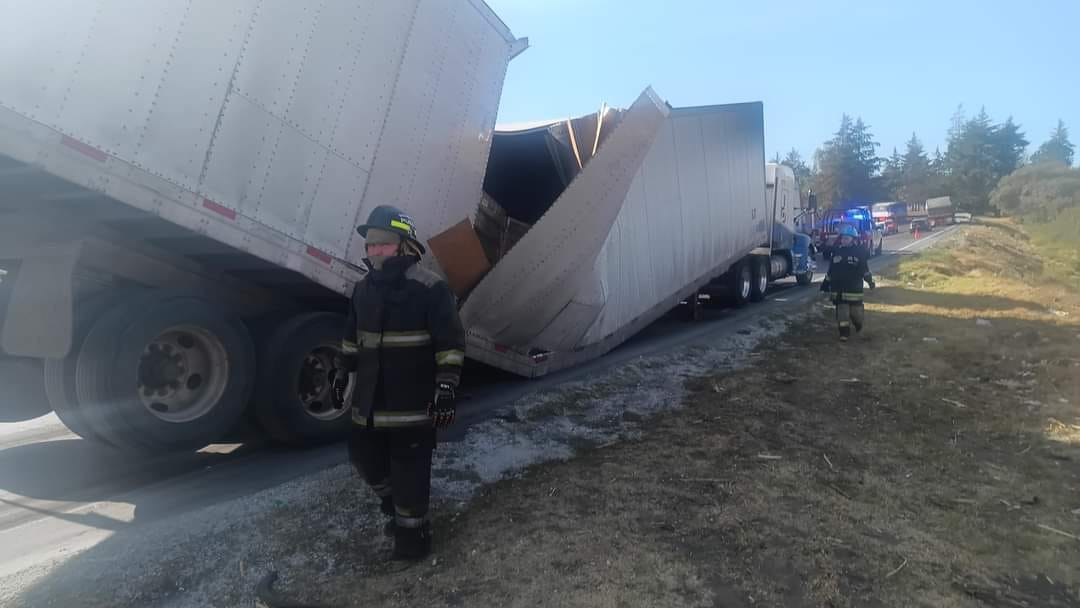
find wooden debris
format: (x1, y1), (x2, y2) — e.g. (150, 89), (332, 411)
(1036, 523), (1080, 541)
(884, 558), (908, 579)
(823, 453), (836, 472)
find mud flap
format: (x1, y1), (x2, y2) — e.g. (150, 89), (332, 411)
(1, 241), (80, 358)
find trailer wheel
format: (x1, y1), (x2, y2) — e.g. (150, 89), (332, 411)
(75, 294), (255, 451)
(796, 271), (814, 287)
(729, 260), (752, 307)
(42, 290), (135, 444)
(254, 313), (350, 445)
(750, 257), (769, 302)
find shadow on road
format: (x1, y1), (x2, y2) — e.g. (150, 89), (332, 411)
(0, 438), (241, 504)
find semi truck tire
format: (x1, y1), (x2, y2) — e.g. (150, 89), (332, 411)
(729, 260), (752, 307)
(0, 357), (50, 422)
(75, 294), (255, 451)
(750, 256), (768, 302)
(254, 312), (350, 445)
(42, 290), (131, 444)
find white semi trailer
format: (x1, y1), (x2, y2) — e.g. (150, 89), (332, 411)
(1, 0), (807, 452)
(0, 0), (523, 449)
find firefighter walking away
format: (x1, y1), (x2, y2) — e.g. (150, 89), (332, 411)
(333, 205), (465, 561)
(821, 224), (876, 341)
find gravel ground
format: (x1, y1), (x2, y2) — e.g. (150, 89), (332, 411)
(4, 310), (795, 608)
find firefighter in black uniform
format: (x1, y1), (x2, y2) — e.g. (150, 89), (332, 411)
(334, 205), (465, 561)
(821, 224), (876, 341)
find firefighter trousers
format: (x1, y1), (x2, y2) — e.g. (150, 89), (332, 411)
(348, 424), (435, 530)
(835, 300), (865, 338)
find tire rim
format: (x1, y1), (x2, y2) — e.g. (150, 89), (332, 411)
(297, 345), (348, 422)
(137, 325), (229, 424)
(757, 269), (768, 294)
(740, 269), (752, 300)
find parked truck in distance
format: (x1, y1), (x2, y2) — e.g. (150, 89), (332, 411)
(926, 196), (955, 227)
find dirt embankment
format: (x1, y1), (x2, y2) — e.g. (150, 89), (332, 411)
(306, 223), (1080, 607)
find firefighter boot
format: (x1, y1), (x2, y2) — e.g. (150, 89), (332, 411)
(839, 324), (851, 342)
(380, 496), (396, 538)
(392, 522), (432, 561)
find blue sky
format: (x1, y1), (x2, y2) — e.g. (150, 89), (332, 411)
(486, 0), (1079, 165)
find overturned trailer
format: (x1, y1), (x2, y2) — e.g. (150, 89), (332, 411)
(448, 92), (772, 377)
(0, 0), (787, 450)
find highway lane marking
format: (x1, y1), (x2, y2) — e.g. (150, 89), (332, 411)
(898, 226), (957, 251)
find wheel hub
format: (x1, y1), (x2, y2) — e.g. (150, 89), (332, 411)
(137, 326), (228, 423)
(297, 346), (348, 421)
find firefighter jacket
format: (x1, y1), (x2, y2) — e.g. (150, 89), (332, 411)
(339, 255), (465, 429)
(823, 243), (874, 302)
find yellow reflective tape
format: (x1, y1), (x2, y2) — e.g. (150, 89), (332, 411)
(840, 292), (864, 301)
(358, 331), (382, 349)
(372, 410), (431, 427)
(390, 219), (412, 233)
(357, 331), (432, 349)
(436, 349), (465, 366)
(382, 331), (431, 347)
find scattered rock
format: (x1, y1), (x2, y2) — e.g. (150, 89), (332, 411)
(773, 373), (797, 384)
(923, 337), (939, 343)
(975, 318), (992, 327)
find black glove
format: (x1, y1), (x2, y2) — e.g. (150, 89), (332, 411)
(819, 278), (831, 293)
(867, 277), (876, 290)
(429, 382), (456, 428)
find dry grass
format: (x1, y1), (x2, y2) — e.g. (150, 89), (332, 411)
(257, 222), (1080, 607)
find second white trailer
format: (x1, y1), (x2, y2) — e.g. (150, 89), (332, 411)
(463, 94), (770, 376)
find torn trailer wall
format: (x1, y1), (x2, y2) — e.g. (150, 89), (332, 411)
(476, 106), (624, 264)
(458, 92), (769, 375)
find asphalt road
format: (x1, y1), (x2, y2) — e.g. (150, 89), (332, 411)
(0, 225), (958, 578)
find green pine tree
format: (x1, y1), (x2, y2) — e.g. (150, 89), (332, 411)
(815, 114), (881, 207)
(945, 108), (1027, 213)
(899, 133), (932, 206)
(1031, 120), (1075, 167)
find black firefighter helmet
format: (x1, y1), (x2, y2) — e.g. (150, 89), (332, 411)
(356, 205), (426, 255)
